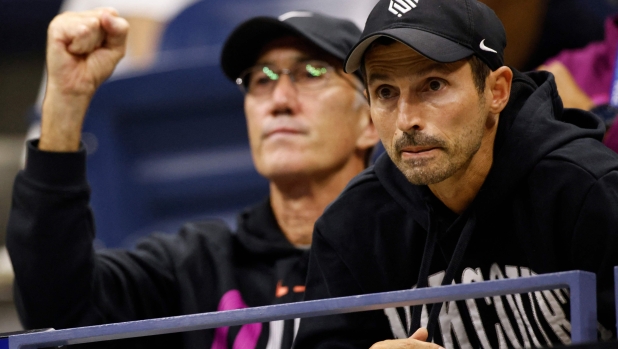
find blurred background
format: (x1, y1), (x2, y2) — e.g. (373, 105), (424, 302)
(0, 0), (617, 333)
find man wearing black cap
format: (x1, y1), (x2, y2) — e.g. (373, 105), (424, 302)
(7, 8), (378, 349)
(295, 0), (618, 348)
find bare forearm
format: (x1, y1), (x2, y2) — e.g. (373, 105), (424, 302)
(39, 85), (92, 152)
(38, 8), (128, 152)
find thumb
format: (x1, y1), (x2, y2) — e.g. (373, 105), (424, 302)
(410, 328), (428, 341)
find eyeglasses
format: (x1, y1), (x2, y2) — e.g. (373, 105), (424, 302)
(236, 60), (336, 96)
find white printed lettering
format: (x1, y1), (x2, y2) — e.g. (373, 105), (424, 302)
(265, 320), (284, 349)
(438, 280), (473, 349)
(490, 264), (523, 348)
(384, 307), (408, 339)
(503, 266), (532, 347)
(496, 323), (509, 349)
(534, 290), (571, 345)
(461, 268), (492, 349)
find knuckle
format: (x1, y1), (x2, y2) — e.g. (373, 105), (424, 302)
(103, 7), (119, 15)
(120, 19), (130, 31)
(86, 17), (100, 28)
(75, 24), (90, 37)
(48, 15), (65, 31)
(48, 19), (68, 38)
(47, 22), (57, 36)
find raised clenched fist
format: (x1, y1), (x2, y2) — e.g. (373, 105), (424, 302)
(46, 7), (129, 96)
(40, 8), (129, 152)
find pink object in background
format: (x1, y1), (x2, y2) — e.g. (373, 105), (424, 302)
(545, 16), (618, 106)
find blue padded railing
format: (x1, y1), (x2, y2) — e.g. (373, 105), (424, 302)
(615, 266), (618, 336)
(2, 270), (596, 348)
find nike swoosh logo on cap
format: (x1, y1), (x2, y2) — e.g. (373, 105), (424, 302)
(479, 39), (497, 53)
(278, 11), (313, 21)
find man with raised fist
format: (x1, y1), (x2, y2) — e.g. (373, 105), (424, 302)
(7, 8), (377, 349)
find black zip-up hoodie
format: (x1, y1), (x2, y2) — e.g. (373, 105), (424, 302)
(7, 143), (308, 349)
(294, 70), (618, 349)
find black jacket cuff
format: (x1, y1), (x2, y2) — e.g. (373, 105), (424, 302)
(24, 139), (87, 187)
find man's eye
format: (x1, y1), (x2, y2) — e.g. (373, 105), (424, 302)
(299, 70), (324, 81)
(376, 86), (396, 99)
(256, 77), (272, 85)
(428, 80), (445, 91)
(251, 75), (273, 86)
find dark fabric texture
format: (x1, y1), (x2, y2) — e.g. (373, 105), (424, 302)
(295, 70), (618, 349)
(7, 145), (308, 349)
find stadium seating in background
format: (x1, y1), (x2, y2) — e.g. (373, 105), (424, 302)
(157, 0), (299, 55)
(77, 0), (300, 248)
(83, 53), (268, 248)
(526, 0), (618, 70)
(36, 0), (382, 249)
(157, 1), (230, 52)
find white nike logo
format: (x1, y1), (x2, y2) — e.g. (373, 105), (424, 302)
(278, 11), (313, 21)
(479, 39), (497, 53)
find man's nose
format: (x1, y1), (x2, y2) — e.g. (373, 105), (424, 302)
(396, 95), (425, 132)
(271, 75), (298, 106)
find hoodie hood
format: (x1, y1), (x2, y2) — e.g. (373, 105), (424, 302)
(480, 70), (604, 211)
(375, 69), (605, 228)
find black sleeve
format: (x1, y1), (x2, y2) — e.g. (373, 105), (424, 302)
(294, 223), (393, 349)
(571, 171), (618, 336)
(7, 140), (180, 330)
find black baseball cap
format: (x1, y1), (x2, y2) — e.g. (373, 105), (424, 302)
(221, 11), (362, 82)
(344, 0), (507, 73)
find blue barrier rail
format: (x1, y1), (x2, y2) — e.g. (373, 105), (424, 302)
(3, 270), (596, 348)
(615, 266), (618, 336)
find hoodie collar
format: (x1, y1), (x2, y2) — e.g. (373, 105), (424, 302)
(478, 70), (604, 211)
(235, 198), (304, 258)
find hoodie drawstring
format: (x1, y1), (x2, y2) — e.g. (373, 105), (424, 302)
(409, 205), (437, 333)
(409, 207), (478, 343)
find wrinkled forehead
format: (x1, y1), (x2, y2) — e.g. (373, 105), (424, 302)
(255, 35), (343, 69)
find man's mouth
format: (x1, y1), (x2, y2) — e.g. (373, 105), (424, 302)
(264, 127), (304, 138)
(400, 146), (440, 160)
(401, 146), (439, 153)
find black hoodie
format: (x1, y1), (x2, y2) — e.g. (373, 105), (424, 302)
(294, 71), (618, 349)
(7, 142), (308, 349)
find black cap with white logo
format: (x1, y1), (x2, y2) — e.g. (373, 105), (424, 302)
(221, 11), (362, 82)
(344, 0), (506, 73)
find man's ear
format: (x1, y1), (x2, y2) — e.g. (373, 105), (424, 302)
(488, 66), (513, 114)
(363, 89), (371, 105)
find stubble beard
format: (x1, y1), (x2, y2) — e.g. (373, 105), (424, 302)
(389, 114), (486, 186)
